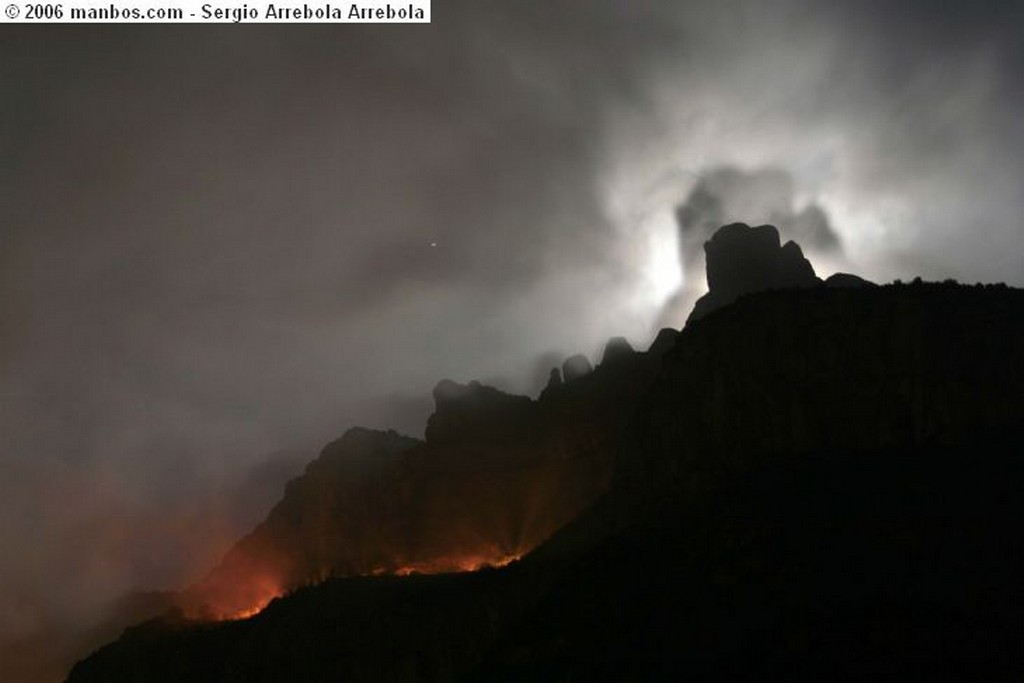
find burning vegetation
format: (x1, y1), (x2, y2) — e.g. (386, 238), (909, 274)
(204, 550), (524, 622)
(387, 551), (522, 577)
(177, 352), (659, 624)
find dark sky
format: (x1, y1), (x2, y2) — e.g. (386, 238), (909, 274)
(2, 0), (1023, 664)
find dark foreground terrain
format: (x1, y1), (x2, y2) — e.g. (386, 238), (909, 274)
(68, 276), (1024, 681)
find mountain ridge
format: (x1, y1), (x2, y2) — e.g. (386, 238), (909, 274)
(67, 225), (1024, 681)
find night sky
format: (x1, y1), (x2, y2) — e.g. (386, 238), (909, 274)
(3, 0), (1023, 675)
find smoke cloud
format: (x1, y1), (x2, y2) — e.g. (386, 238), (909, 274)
(3, 2), (1023, 679)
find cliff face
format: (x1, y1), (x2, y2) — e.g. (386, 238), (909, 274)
(180, 428), (421, 618)
(688, 222), (820, 322)
(178, 340), (666, 619)
(66, 221), (1024, 681)
(67, 278), (1024, 682)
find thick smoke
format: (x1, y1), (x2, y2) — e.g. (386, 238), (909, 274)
(3, 2), (1024, 680)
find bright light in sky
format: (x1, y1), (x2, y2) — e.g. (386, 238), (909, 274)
(600, 169), (684, 324)
(4, 5), (1024, 679)
(640, 209), (683, 308)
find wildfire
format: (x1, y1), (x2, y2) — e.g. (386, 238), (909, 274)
(389, 552), (522, 577)
(193, 572), (284, 622)
(197, 552), (522, 622)
(226, 597), (276, 621)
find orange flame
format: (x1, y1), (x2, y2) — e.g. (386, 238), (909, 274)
(199, 551), (522, 622)
(198, 572), (283, 622)
(385, 551), (521, 577)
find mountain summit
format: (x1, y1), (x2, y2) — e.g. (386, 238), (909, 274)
(68, 226), (1024, 682)
(688, 222), (820, 322)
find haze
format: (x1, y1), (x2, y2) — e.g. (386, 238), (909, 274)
(2, 1), (1023, 679)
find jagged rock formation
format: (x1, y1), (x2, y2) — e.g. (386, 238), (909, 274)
(69, 279), (1024, 682)
(67, 232), (1024, 681)
(646, 327), (680, 356)
(424, 380), (532, 444)
(561, 354), (593, 382)
(169, 340), (667, 620)
(180, 428), (420, 618)
(599, 336), (634, 365)
(688, 222), (821, 322)
(661, 168), (844, 327)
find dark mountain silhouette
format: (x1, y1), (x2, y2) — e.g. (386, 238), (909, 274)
(687, 222), (823, 322)
(163, 336), (667, 621)
(661, 167), (843, 326)
(824, 271), (877, 289)
(67, 226), (1024, 682)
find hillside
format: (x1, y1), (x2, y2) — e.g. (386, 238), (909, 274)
(173, 329), (668, 620)
(67, 226), (1024, 681)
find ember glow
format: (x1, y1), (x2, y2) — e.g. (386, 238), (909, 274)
(219, 576), (282, 620)
(5, 6), (1023, 683)
(186, 571), (285, 622)
(202, 551), (524, 622)
(387, 552), (522, 577)
(224, 597), (276, 622)
(176, 423), (608, 625)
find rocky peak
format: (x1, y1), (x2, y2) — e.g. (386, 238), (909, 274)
(425, 379), (533, 443)
(306, 427), (418, 477)
(688, 222), (820, 323)
(561, 354), (594, 382)
(647, 328), (681, 357)
(600, 337), (635, 366)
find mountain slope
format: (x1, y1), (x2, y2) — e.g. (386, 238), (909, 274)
(175, 336), (668, 620)
(68, 279), (1024, 682)
(67, 224), (1024, 681)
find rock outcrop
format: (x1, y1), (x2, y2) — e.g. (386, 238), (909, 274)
(425, 380), (533, 444)
(180, 428), (420, 618)
(688, 222), (820, 323)
(647, 328), (681, 356)
(561, 354), (593, 382)
(168, 342), (669, 620)
(600, 337), (634, 366)
(67, 226), (1024, 683)
(69, 279), (1024, 683)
